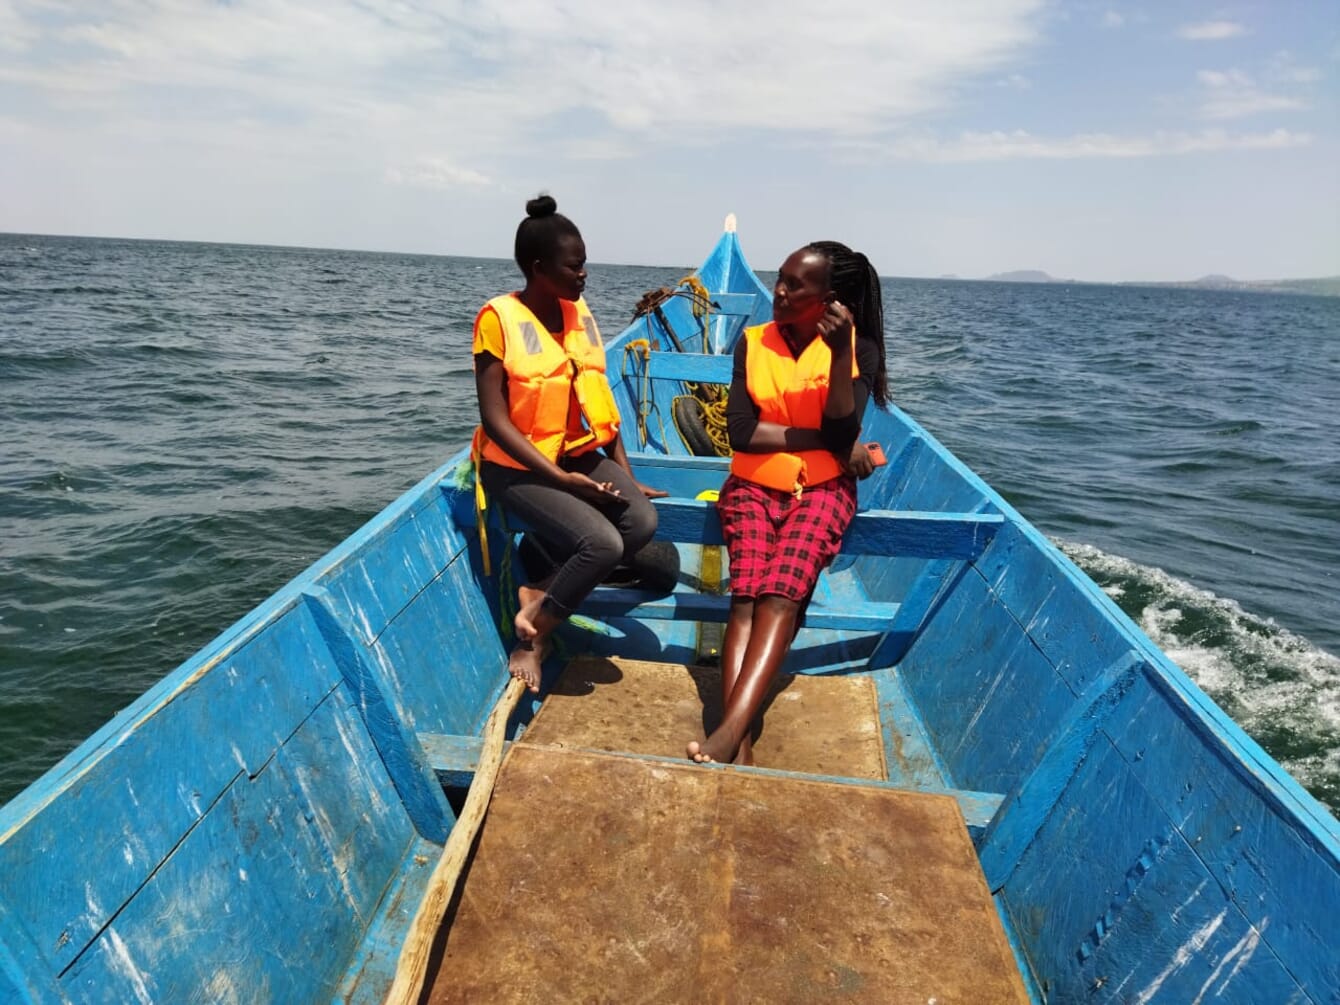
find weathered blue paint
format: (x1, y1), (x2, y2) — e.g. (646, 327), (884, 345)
(1, 220), (1334, 1003)
(978, 652), (1145, 888)
(580, 586), (900, 632)
(650, 495), (1002, 557)
(304, 590), (456, 843)
(647, 349), (734, 384)
(0, 896), (68, 1005)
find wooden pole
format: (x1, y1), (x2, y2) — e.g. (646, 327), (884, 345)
(384, 676), (526, 1005)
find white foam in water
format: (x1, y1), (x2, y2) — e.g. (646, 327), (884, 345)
(1059, 540), (1340, 807)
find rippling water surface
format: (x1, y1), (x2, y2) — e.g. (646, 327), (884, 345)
(2, 233), (1337, 812)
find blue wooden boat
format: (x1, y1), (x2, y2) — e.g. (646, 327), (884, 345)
(2, 219), (1336, 1003)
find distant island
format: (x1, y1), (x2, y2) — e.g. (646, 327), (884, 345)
(971, 270), (1340, 297)
(1139, 275), (1340, 297)
(984, 270), (1057, 283)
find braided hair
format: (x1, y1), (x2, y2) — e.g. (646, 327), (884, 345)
(515, 195), (582, 278)
(805, 240), (889, 408)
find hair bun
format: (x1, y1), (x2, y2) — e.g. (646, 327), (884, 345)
(525, 194), (558, 219)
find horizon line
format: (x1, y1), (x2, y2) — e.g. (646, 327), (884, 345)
(3, 229), (1336, 289)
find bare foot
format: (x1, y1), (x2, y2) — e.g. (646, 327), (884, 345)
(515, 583), (546, 640)
(686, 726), (739, 764)
(508, 637), (548, 693)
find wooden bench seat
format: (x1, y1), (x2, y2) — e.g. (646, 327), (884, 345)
(578, 586), (900, 631)
(649, 496), (1003, 559)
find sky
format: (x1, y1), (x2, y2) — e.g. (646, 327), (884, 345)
(1, 1), (1336, 281)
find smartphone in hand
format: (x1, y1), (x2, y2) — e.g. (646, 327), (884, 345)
(864, 442), (888, 467)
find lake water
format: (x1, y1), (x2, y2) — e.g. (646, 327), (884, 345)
(2, 233), (1336, 812)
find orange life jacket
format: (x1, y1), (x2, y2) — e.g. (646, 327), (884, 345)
(472, 293), (621, 470)
(469, 294), (622, 575)
(729, 322), (858, 496)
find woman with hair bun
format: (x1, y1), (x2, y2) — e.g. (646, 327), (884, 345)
(472, 195), (664, 692)
(688, 240), (889, 765)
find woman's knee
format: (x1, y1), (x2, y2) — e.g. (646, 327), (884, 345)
(577, 521), (625, 571)
(622, 496), (659, 554)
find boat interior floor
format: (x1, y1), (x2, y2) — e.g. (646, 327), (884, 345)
(521, 655), (888, 779)
(421, 656), (1029, 1003)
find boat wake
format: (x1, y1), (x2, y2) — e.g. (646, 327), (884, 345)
(1058, 540), (1340, 815)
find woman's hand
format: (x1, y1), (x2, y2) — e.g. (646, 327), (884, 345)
(604, 433), (666, 499)
(844, 440), (876, 479)
(564, 470), (627, 505)
(817, 299), (854, 348)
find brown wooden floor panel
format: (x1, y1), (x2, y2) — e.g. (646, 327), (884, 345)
(520, 656), (887, 780)
(426, 745), (1027, 1004)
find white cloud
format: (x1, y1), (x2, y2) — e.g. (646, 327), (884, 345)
(1265, 52), (1322, 85)
(0, 0), (1055, 208)
(2, 0), (1046, 144)
(385, 157), (491, 190)
(0, 0), (37, 51)
(1196, 68), (1305, 119)
(1179, 20), (1247, 41)
(1102, 10), (1125, 29)
(864, 128), (1311, 162)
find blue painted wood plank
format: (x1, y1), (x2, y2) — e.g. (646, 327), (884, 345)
(866, 558), (958, 669)
(60, 689), (417, 1004)
(877, 415), (989, 515)
(315, 495), (460, 647)
(867, 500), (996, 668)
(1105, 671), (1340, 998)
(337, 836), (442, 1004)
(998, 727), (1310, 1005)
(978, 653), (1144, 890)
(418, 732), (514, 789)
(369, 552), (511, 737)
(578, 587), (900, 632)
(897, 567), (1078, 796)
(978, 521), (1133, 696)
(0, 602), (344, 975)
(0, 898), (69, 1005)
(850, 407), (920, 513)
(650, 497), (1002, 558)
(845, 509), (1002, 559)
(870, 667), (955, 790)
(646, 350), (733, 385)
(627, 452), (731, 499)
(304, 590), (455, 844)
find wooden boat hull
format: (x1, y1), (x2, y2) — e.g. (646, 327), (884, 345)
(1, 224), (1335, 1003)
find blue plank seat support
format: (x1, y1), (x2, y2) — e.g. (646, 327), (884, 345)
(579, 498), (1003, 654)
(646, 350), (734, 386)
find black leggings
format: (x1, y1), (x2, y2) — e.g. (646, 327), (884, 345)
(480, 454), (658, 617)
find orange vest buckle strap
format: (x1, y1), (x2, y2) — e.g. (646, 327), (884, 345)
(729, 322), (859, 495)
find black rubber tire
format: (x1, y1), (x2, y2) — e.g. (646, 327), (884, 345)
(673, 395), (717, 457)
(619, 539), (681, 594)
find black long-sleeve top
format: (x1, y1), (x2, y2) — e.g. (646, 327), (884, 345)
(725, 333), (882, 454)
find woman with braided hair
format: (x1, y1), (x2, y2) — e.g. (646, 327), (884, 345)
(687, 241), (888, 765)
